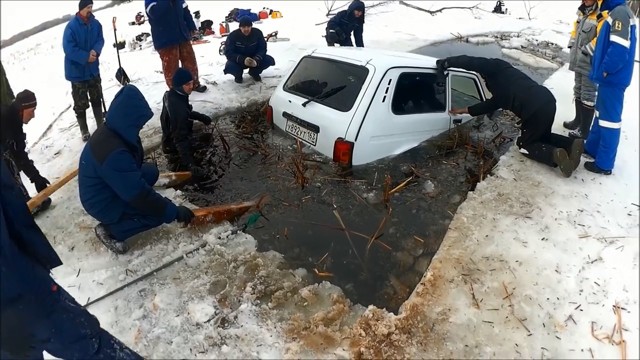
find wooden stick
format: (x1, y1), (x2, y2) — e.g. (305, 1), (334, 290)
(27, 168), (79, 211)
(154, 171), (192, 188)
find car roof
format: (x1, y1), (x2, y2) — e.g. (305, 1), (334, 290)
(307, 47), (438, 69)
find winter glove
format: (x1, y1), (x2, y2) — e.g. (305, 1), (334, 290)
(200, 115), (212, 126)
(34, 176), (50, 193)
(436, 59), (449, 72)
(175, 205), (195, 225)
(252, 56), (262, 67)
(335, 27), (346, 41)
(244, 57), (257, 68)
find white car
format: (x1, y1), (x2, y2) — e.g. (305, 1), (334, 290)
(266, 47), (488, 167)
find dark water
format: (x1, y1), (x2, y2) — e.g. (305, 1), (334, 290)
(155, 40), (564, 314)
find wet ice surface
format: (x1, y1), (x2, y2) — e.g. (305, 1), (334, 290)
(152, 39), (558, 313)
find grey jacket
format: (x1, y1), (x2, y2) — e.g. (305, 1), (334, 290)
(568, 2), (606, 76)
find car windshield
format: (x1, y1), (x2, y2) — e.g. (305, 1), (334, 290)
(283, 56), (369, 112)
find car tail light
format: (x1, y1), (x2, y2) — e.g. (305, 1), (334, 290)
(266, 105), (273, 127)
(333, 138), (354, 168)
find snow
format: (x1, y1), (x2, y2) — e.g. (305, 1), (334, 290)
(1, 1), (638, 359)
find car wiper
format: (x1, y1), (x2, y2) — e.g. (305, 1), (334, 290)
(301, 85), (347, 107)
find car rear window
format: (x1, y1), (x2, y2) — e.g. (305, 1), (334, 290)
(283, 56), (369, 112)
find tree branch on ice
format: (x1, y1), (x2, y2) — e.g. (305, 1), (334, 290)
(398, 1), (481, 16)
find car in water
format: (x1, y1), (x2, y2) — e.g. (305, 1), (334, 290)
(266, 47), (488, 168)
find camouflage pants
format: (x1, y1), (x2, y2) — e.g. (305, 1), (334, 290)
(71, 76), (104, 133)
(158, 41), (200, 89)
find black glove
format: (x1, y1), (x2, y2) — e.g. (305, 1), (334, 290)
(175, 205), (195, 224)
(34, 176), (50, 193)
(335, 28), (346, 41)
(200, 115), (212, 126)
(190, 165), (207, 179)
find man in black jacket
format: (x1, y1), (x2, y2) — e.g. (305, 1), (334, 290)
(223, 16), (275, 84)
(0, 90), (52, 213)
(326, 0), (365, 47)
(438, 55), (583, 178)
(160, 67), (212, 177)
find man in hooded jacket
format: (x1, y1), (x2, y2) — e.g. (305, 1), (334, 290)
(0, 160), (142, 359)
(439, 55), (584, 178)
(326, 0), (365, 47)
(160, 67), (212, 176)
(78, 85), (195, 254)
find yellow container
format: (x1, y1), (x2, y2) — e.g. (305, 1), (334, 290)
(271, 11), (282, 18)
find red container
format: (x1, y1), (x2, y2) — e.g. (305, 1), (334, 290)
(259, 10), (269, 20)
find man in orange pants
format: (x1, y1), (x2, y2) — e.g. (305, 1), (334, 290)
(145, 0), (207, 92)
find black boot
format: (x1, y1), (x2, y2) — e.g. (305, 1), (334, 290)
(563, 100), (581, 131)
(95, 224), (129, 254)
(31, 198), (52, 216)
(91, 101), (104, 128)
(76, 111), (90, 141)
(569, 138), (584, 171)
(569, 103), (595, 139)
(584, 161), (612, 175)
(553, 148), (574, 178)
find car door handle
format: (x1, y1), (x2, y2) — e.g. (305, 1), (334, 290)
(452, 118), (462, 125)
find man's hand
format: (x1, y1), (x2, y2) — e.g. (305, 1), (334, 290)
(175, 205), (195, 225)
(436, 59), (449, 73)
(190, 165), (207, 179)
(88, 52), (97, 63)
(449, 107), (469, 115)
(244, 57), (257, 68)
(200, 115), (212, 126)
(34, 176), (50, 193)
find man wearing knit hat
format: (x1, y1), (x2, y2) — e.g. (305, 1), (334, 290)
(160, 68), (212, 178)
(0, 90), (52, 215)
(63, 0), (106, 142)
(145, 0), (207, 93)
(223, 16), (275, 83)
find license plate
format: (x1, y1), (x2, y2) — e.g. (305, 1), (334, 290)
(285, 120), (318, 146)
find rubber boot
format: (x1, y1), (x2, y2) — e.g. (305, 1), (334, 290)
(553, 148), (574, 178)
(563, 100), (581, 131)
(569, 138), (584, 171)
(76, 111), (90, 142)
(569, 103), (595, 139)
(91, 101), (104, 128)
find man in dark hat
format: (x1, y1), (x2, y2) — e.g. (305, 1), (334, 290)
(63, 0), (106, 142)
(0, 90), (52, 214)
(438, 55), (584, 178)
(326, 0), (365, 47)
(223, 16), (275, 83)
(160, 67), (212, 177)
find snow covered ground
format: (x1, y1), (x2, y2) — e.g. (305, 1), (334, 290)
(1, 1), (638, 358)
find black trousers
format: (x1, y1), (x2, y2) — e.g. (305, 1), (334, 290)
(517, 102), (574, 167)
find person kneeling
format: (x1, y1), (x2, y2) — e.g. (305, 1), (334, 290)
(160, 68), (212, 178)
(223, 16), (275, 83)
(78, 84), (195, 254)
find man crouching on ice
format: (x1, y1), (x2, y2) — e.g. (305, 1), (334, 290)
(78, 85), (195, 254)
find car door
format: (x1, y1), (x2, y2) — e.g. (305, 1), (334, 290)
(447, 70), (487, 125)
(353, 67), (449, 164)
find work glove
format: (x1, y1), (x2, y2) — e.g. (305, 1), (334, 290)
(244, 57), (257, 68)
(175, 205), (195, 225)
(199, 115), (212, 126)
(34, 176), (50, 193)
(190, 165), (207, 179)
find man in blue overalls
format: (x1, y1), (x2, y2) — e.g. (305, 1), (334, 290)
(584, 0), (637, 175)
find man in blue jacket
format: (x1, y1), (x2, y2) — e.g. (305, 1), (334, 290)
(145, 0), (207, 93)
(325, 0), (365, 47)
(584, 0), (637, 175)
(0, 160), (142, 359)
(78, 85), (195, 254)
(223, 16), (276, 84)
(63, 0), (105, 142)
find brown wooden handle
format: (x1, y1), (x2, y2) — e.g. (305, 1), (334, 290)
(27, 168), (79, 211)
(112, 16), (117, 30)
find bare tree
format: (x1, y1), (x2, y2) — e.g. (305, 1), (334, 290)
(522, 0), (537, 20)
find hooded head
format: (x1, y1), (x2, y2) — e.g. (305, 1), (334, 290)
(348, 0), (365, 19)
(172, 67), (194, 94)
(600, 0), (625, 11)
(105, 85), (154, 146)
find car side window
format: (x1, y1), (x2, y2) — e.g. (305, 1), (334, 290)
(450, 75), (483, 109)
(391, 72), (446, 115)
